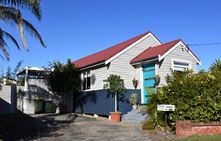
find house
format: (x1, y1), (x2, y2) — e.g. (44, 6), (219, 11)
(1, 77), (17, 85)
(72, 31), (200, 115)
(16, 67), (60, 114)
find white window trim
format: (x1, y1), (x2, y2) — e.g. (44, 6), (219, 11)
(171, 59), (191, 71)
(140, 67), (144, 104)
(82, 70), (91, 91)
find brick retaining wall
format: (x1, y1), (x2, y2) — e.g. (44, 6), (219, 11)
(176, 120), (221, 136)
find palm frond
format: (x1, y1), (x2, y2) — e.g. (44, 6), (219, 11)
(0, 6), (27, 48)
(18, 18), (27, 49)
(0, 0), (41, 20)
(210, 59), (221, 72)
(23, 19), (46, 47)
(0, 28), (20, 49)
(0, 6), (45, 49)
(0, 33), (9, 60)
(0, 6), (20, 23)
(0, 0), (45, 60)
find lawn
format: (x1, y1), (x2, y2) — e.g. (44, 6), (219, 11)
(176, 135), (221, 141)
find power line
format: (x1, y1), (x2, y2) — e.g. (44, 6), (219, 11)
(187, 42), (221, 46)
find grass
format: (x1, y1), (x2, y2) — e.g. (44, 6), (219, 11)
(175, 135), (221, 141)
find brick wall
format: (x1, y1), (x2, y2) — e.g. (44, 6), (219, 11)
(176, 120), (221, 136)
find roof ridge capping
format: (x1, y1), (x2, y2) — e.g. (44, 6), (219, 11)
(73, 31), (161, 69)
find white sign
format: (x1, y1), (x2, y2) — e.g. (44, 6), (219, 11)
(157, 104), (175, 111)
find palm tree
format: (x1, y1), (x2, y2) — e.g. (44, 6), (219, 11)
(210, 59), (221, 72)
(0, 0), (45, 60)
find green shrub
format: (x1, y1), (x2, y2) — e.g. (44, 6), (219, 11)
(142, 110), (165, 130)
(158, 70), (221, 129)
(143, 88), (165, 130)
(129, 93), (138, 105)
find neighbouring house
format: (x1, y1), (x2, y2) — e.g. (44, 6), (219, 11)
(16, 67), (61, 114)
(1, 77), (17, 85)
(0, 78), (19, 114)
(72, 31), (201, 115)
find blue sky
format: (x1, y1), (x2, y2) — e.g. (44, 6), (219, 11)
(0, 0), (221, 73)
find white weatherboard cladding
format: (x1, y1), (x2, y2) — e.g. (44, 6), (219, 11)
(89, 66), (110, 90)
(158, 44), (198, 86)
(109, 35), (160, 89)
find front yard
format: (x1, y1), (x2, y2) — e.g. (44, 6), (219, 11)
(1, 112), (221, 141)
(0, 113), (150, 141)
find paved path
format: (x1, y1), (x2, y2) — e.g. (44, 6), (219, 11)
(34, 114), (150, 141)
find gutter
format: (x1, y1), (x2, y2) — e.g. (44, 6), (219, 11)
(79, 61), (106, 71)
(130, 57), (158, 66)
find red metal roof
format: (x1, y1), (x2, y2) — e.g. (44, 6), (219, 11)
(131, 39), (181, 64)
(73, 32), (152, 69)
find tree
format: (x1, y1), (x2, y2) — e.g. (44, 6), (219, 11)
(12, 60), (23, 79)
(4, 60), (23, 85)
(48, 59), (81, 112)
(48, 59), (81, 95)
(210, 59), (221, 72)
(0, 0), (46, 60)
(4, 60), (22, 79)
(104, 74), (125, 112)
(5, 66), (12, 79)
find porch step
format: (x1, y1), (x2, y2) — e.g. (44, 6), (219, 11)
(122, 106), (149, 124)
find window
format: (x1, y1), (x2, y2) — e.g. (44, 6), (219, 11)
(172, 60), (190, 72)
(82, 71), (91, 90)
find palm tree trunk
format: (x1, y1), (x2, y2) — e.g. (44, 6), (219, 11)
(115, 92), (117, 112)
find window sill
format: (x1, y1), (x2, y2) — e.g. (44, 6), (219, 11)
(81, 89), (93, 92)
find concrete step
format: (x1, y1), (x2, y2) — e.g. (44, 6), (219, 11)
(122, 107), (149, 124)
(123, 112), (147, 116)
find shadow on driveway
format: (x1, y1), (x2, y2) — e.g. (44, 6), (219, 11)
(1, 113), (150, 141)
(0, 112), (80, 141)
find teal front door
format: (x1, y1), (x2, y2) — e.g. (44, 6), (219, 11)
(143, 63), (156, 104)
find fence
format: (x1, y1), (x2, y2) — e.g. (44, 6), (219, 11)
(176, 120), (221, 136)
(0, 85), (17, 114)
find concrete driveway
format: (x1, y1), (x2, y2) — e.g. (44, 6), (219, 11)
(34, 113), (150, 141)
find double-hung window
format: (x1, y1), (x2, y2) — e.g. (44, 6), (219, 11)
(82, 71), (91, 90)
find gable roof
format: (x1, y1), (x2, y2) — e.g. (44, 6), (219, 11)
(73, 32), (160, 69)
(130, 39), (201, 65)
(131, 39), (181, 64)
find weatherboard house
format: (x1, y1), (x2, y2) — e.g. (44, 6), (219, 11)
(72, 32), (201, 115)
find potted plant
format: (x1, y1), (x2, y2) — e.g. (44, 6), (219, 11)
(104, 74), (125, 122)
(58, 103), (68, 114)
(132, 78), (139, 89)
(129, 93), (138, 110)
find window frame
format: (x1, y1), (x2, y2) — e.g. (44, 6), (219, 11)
(82, 70), (91, 91)
(171, 59), (191, 72)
